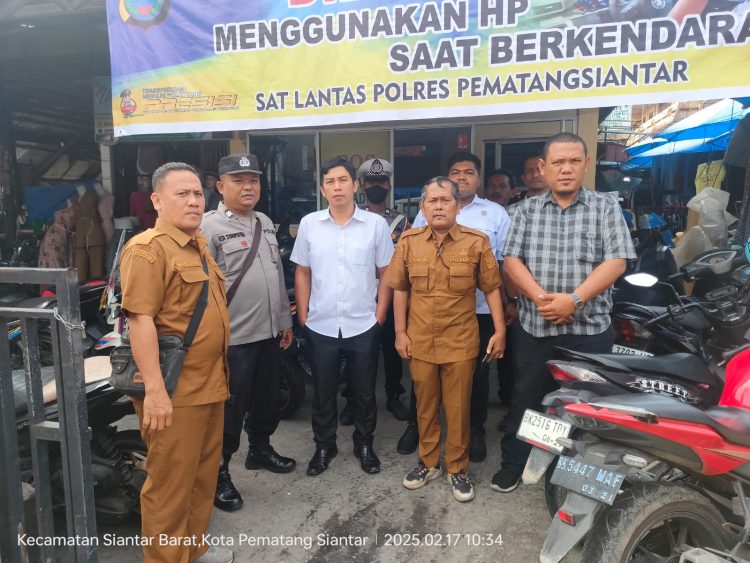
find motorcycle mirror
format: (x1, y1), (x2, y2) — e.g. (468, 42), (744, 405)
(624, 273), (659, 288)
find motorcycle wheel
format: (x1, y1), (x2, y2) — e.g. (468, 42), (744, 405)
(544, 463), (567, 517)
(278, 353), (306, 419)
(580, 482), (731, 563)
(112, 430), (148, 516)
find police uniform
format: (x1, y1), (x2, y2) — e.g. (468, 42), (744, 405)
(357, 158), (412, 411)
(120, 217), (230, 563)
(200, 202), (292, 459)
(385, 224), (501, 474)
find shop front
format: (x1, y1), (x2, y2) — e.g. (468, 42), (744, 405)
(249, 109), (594, 225)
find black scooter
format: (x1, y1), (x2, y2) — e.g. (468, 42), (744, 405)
(13, 359), (146, 523)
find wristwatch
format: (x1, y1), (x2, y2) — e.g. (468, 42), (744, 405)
(571, 291), (585, 310)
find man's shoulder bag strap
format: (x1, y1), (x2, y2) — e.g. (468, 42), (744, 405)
(182, 256), (209, 350)
(225, 217), (262, 305)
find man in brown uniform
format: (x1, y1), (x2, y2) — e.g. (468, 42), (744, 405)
(120, 162), (233, 563)
(386, 176), (505, 502)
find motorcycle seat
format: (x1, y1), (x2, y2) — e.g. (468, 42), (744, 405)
(705, 407), (750, 448)
(556, 348), (711, 382)
(607, 354), (711, 382)
(13, 356), (113, 417)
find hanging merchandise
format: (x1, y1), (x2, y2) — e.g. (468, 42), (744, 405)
(686, 188), (736, 249)
(694, 160), (726, 193)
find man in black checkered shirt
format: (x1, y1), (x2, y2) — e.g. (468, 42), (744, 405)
(491, 132), (636, 494)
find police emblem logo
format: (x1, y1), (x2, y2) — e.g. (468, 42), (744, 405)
(369, 159), (384, 175)
(239, 157), (251, 167)
(119, 0), (170, 28)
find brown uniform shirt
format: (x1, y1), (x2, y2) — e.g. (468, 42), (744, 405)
(385, 224), (502, 364)
(120, 218), (230, 407)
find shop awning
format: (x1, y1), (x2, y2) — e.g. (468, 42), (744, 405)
(622, 99), (750, 171)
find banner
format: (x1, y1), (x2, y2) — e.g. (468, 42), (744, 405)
(107, 0), (750, 137)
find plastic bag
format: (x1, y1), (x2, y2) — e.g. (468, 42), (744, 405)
(686, 188), (736, 248)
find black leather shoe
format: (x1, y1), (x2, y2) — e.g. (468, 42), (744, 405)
(469, 429), (487, 462)
(354, 443), (381, 474)
(397, 423), (419, 455)
(386, 396), (409, 421)
(306, 446), (338, 476)
(339, 400), (354, 426)
(214, 462), (243, 512)
(245, 446), (296, 474)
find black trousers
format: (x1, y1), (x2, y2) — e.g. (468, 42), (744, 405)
(496, 321), (517, 407)
(342, 305), (404, 400)
(306, 323), (381, 449)
(500, 324), (614, 473)
(223, 337), (281, 459)
(469, 314), (494, 434)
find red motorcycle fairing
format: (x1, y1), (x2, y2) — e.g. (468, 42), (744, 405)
(564, 401), (750, 476)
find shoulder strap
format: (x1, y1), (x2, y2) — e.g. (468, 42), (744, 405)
(182, 256), (209, 349)
(388, 213), (406, 235)
(226, 216), (262, 305)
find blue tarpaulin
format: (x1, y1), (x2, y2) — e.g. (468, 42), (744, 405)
(23, 182), (97, 221)
(623, 99), (750, 171)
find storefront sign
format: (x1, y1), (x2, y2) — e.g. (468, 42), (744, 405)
(106, 0), (750, 136)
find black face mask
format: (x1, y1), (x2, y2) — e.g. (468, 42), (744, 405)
(365, 185), (389, 204)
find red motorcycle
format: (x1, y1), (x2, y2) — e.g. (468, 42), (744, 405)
(539, 347), (750, 563)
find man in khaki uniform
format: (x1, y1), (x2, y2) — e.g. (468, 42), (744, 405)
(120, 162), (233, 563)
(386, 176), (505, 503)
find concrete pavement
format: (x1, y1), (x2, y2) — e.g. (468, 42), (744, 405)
(99, 363), (553, 562)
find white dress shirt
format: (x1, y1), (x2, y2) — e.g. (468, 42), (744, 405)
(413, 195), (511, 314)
(291, 206), (394, 338)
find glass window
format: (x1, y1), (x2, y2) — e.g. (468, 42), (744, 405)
(393, 126), (470, 221)
(248, 134), (317, 225)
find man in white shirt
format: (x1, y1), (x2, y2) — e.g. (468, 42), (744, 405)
(399, 152), (511, 462)
(291, 157), (394, 476)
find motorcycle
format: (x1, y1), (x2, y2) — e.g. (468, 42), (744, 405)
(4, 279), (117, 370)
(13, 356), (146, 523)
(538, 346), (750, 563)
(277, 224), (308, 419)
(613, 248), (749, 357)
(521, 270), (750, 513)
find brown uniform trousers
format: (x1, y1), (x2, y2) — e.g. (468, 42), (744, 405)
(386, 224), (501, 474)
(121, 218), (230, 562)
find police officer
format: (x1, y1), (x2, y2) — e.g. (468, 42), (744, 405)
(200, 153), (296, 513)
(339, 158), (410, 425)
(120, 162), (232, 563)
(386, 176), (505, 502)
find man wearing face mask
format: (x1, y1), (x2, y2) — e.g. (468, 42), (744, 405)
(338, 158), (411, 426)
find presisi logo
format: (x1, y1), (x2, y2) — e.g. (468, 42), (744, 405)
(119, 0), (169, 28)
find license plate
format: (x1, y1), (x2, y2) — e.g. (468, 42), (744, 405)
(550, 455), (625, 505)
(612, 344), (654, 357)
(517, 409), (572, 454)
